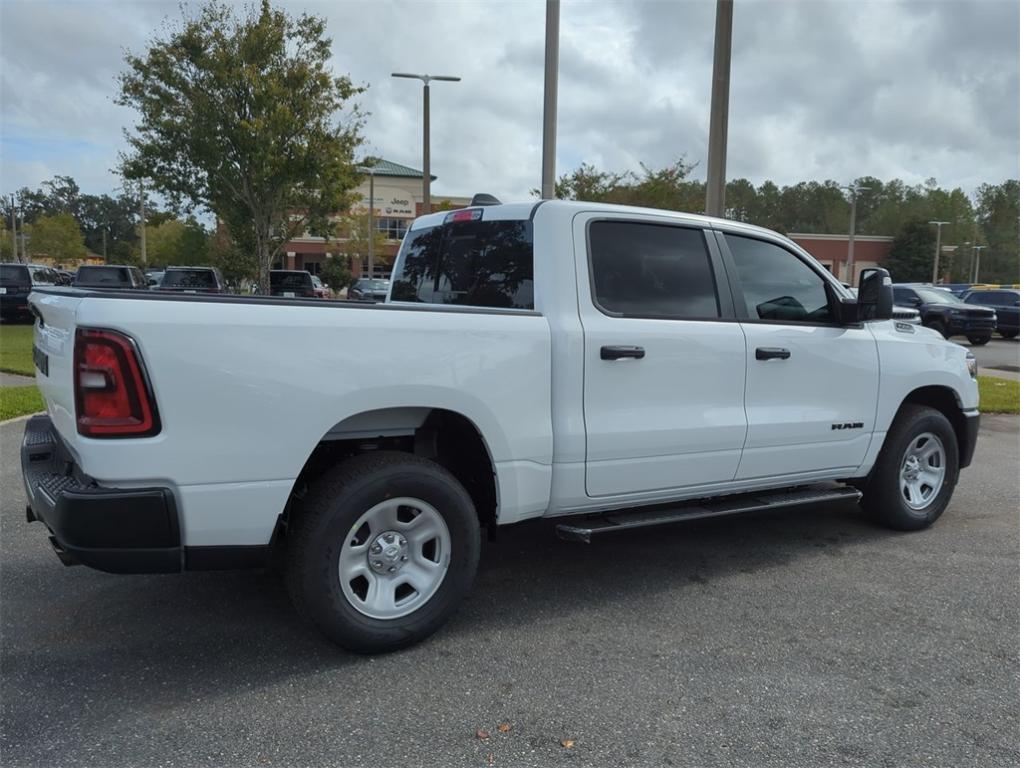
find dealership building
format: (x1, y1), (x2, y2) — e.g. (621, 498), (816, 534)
(281, 159), (470, 278)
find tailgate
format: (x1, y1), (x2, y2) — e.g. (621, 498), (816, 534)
(28, 290), (82, 444)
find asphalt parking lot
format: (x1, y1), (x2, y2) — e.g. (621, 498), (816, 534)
(1, 417), (1018, 768)
(967, 336), (1020, 377)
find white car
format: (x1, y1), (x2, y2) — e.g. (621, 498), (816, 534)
(23, 200), (979, 652)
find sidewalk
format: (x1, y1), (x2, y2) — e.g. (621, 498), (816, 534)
(0, 373), (34, 388)
(981, 367), (1020, 382)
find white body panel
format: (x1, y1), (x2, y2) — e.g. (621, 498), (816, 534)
(30, 201), (980, 549)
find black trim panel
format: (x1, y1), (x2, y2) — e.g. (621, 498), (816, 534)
(958, 411), (980, 469)
(185, 546), (271, 570)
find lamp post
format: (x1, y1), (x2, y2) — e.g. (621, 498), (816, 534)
(841, 183), (871, 284)
(705, 0), (734, 217)
(972, 245), (987, 283)
(928, 220), (949, 284)
(391, 72), (461, 214)
(541, 0), (560, 199)
(358, 163), (377, 279)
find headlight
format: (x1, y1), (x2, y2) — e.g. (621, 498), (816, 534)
(966, 352), (978, 379)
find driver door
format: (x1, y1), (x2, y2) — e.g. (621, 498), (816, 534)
(717, 231), (880, 480)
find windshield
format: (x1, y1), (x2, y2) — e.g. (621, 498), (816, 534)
(162, 269), (217, 288)
(357, 279), (389, 290)
(916, 287), (965, 305)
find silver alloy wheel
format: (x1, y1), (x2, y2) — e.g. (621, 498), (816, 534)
(899, 432), (946, 511)
(338, 497), (451, 620)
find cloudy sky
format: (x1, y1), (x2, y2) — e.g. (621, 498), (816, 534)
(1, 0), (1018, 205)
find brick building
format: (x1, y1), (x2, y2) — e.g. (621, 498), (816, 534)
(788, 233), (893, 283)
(281, 159), (470, 278)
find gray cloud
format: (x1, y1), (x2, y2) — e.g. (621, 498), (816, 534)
(1, 0), (1016, 205)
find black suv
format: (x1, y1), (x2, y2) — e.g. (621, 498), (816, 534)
(73, 265), (148, 290)
(1, 264), (62, 321)
(159, 266), (226, 294)
(962, 288), (1020, 339)
(270, 270), (316, 298)
(892, 284), (997, 345)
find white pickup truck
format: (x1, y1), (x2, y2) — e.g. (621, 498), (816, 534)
(22, 199), (980, 652)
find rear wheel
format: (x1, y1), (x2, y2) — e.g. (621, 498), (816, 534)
(862, 405), (959, 531)
(967, 334), (991, 345)
(999, 330), (1017, 340)
(286, 452), (481, 653)
(925, 320), (949, 338)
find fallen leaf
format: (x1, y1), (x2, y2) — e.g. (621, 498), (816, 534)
(476, 729), (491, 741)
(497, 723), (511, 733)
(560, 739), (575, 749)
(486, 753), (495, 766)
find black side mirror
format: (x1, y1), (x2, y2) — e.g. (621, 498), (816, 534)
(857, 268), (894, 321)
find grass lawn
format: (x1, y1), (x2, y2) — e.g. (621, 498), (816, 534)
(978, 376), (1020, 414)
(0, 324), (35, 376)
(0, 385), (44, 421)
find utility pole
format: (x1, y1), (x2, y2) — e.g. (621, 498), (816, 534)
(972, 245), (986, 283)
(9, 194), (18, 263)
(138, 181), (147, 266)
(842, 183), (871, 284)
(18, 206), (27, 262)
(705, 0), (733, 217)
(102, 225), (108, 263)
(367, 167), (375, 279)
(929, 220), (949, 284)
(541, 0), (560, 199)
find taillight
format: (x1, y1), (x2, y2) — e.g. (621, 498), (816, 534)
(74, 329), (160, 438)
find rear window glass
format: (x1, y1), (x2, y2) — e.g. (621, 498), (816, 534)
(271, 271), (313, 288)
(162, 269), (218, 288)
(0, 265), (30, 284)
(75, 266), (132, 286)
(390, 219), (534, 309)
(29, 268), (59, 285)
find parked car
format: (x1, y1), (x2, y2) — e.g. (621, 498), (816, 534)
(0, 264), (61, 321)
(270, 269), (316, 298)
(73, 265), (148, 290)
(23, 200), (981, 653)
(961, 288), (1020, 339)
(310, 275), (331, 299)
(145, 269), (165, 288)
(848, 287), (920, 324)
(159, 266), (225, 294)
(348, 277), (391, 302)
(892, 284), (997, 345)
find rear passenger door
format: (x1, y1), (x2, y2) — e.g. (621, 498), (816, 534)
(577, 215), (748, 499)
(717, 232), (879, 480)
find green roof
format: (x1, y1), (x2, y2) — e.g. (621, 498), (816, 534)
(362, 159), (436, 181)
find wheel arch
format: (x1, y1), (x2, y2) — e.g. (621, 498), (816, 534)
(896, 385), (967, 457)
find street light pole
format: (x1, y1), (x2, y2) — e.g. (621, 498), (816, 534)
(9, 194), (18, 263)
(705, 0), (733, 218)
(392, 72), (461, 214)
(138, 180), (147, 267)
(972, 245), (986, 283)
(842, 184), (871, 284)
(928, 220), (949, 284)
(541, 0), (560, 199)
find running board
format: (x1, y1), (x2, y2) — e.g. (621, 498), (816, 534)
(555, 484), (862, 543)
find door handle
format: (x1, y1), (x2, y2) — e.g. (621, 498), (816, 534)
(755, 347), (791, 361)
(601, 345), (645, 360)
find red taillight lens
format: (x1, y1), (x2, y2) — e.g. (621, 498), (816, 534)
(74, 329), (160, 438)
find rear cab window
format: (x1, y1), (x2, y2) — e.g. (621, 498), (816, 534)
(75, 266), (133, 287)
(390, 213), (534, 310)
(271, 271), (314, 289)
(1, 264), (31, 286)
(162, 269), (219, 289)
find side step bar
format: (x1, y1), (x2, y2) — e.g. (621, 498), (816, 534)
(555, 483), (862, 543)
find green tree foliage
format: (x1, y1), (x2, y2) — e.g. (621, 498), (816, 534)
(974, 180), (1020, 283)
(332, 211), (388, 271)
(319, 256), (353, 294)
(885, 220), (937, 283)
(208, 228), (258, 289)
(140, 218), (210, 268)
(26, 213), (87, 263)
(117, 0), (365, 292)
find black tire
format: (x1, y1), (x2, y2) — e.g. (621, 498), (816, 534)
(286, 451), (480, 653)
(862, 404), (959, 531)
(925, 320), (949, 339)
(999, 330), (1017, 340)
(967, 334), (991, 346)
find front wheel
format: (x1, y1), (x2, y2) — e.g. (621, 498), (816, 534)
(1000, 330), (1018, 339)
(925, 320), (949, 339)
(286, 452), (481, 653)
(862, 405), (959, 531)
(967, 334), (991, 346)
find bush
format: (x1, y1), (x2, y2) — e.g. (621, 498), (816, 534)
(320, 257), (353, 293)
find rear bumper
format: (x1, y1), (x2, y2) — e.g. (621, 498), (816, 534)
(0, 294), (30, 316)
(21, 415), (183, 573)
(959, 410), (980, 470)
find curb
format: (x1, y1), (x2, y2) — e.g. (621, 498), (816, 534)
(0, 411), (44, 427)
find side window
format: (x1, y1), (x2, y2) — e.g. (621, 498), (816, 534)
(725, 235), (833, 323)
(894, 287), (917, 305)
(588, 221), (720, 319)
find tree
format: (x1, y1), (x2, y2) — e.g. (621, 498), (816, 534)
(118, 0), (365, 293)
(332, 211), (388, 273)
(885, 219), (936, 283)
(320, 256), (353, 294)
(141, 218), (210, 268)
(26, 213), (87, 263)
